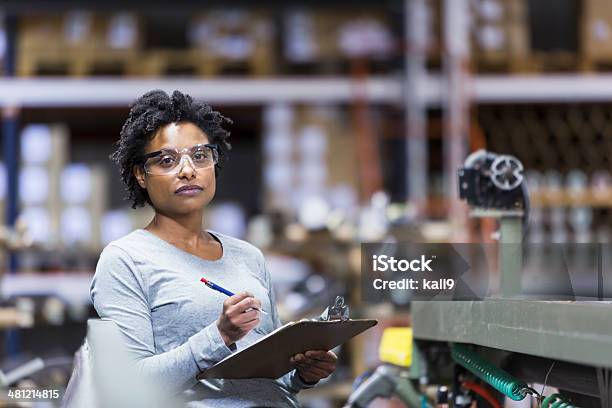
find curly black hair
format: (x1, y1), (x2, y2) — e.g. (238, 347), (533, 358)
(110, 90), (232, 209)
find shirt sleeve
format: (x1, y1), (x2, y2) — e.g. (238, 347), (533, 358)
(90, 244), (235, 393)
(258, 251), (319, 393)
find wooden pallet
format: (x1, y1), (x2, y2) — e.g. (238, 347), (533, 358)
(18, 47), (273, 77)
(18, 49), (140, 77)
(17, 12), (142, 77)
(525, 51), (580, 73)
(581, 0), (612, 73)
(137, 48), (273, 77)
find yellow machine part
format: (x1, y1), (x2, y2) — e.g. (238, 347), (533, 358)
(378, 327), (413, 367)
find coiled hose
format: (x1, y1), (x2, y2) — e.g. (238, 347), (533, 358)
(451, 344), (536, 401)
(541, 393), (577, 408)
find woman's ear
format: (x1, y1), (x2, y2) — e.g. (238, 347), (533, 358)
(133, 165), (146, 189)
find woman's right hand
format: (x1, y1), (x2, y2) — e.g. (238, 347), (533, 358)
(216, 292), (262, 347)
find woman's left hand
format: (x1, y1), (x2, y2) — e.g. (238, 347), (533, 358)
(290, 350), (337, 384)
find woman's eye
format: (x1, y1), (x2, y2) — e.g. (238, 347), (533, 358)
(159, 156), (176, 166)
(193, 152), (208, 161)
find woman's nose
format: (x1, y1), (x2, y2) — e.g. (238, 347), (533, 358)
(177, 155), (197, 178)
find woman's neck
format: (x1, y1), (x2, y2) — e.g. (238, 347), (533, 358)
(145, 211), (210, 245)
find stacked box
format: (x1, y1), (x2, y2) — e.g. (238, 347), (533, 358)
(262, 104), (296, 213)
(291, 106), (330, 228)
(262, 104), (360, 223)
(187, 9), (274, 76)
(82, 12), (142, 75)
(470, 0), (530, 71)
(59, 163), (108, 251)
(582, 0), (612, 69)
(297, 106), (359, 213)
(18, 124), (68, 247)
(18, 12), (93, 76)
(17, 12), (142, 76)
(139, 9), (274, 77)
(283, 9), (393, 65)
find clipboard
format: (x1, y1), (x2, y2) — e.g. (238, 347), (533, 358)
(197, 318), (377, 380)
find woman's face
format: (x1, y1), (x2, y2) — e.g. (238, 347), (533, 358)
(133, 121), (216, 215)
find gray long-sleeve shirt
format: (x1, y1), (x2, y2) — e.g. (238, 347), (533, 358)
(90, 228), (316, 407)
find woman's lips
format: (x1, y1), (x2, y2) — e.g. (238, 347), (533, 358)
(175, 186), (203, 196)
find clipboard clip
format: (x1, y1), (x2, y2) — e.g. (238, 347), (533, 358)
(319, 296), (350, 321)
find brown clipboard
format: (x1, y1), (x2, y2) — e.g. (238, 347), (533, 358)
(197, 319), (377, 380)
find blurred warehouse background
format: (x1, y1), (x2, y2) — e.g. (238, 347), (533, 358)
(0, 0), (611, 407)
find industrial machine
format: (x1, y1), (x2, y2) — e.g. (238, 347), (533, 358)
(412, 151), (610, 407)
(352, 151), (609, 407)
(458, 149), (527, 212)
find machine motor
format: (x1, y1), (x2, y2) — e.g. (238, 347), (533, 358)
(458, 149), (526, 210)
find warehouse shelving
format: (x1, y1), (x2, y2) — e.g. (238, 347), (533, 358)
(530, 189), (612, 208)
(0, 76), (404, 106)
(3, 73), (612, 107)
(1, 273), (92, 306)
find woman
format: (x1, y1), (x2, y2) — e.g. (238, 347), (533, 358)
(90, 90), (337, 407)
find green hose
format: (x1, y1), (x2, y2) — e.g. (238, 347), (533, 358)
(451, 343), (535, 401)
(541, 393), (577, 408)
